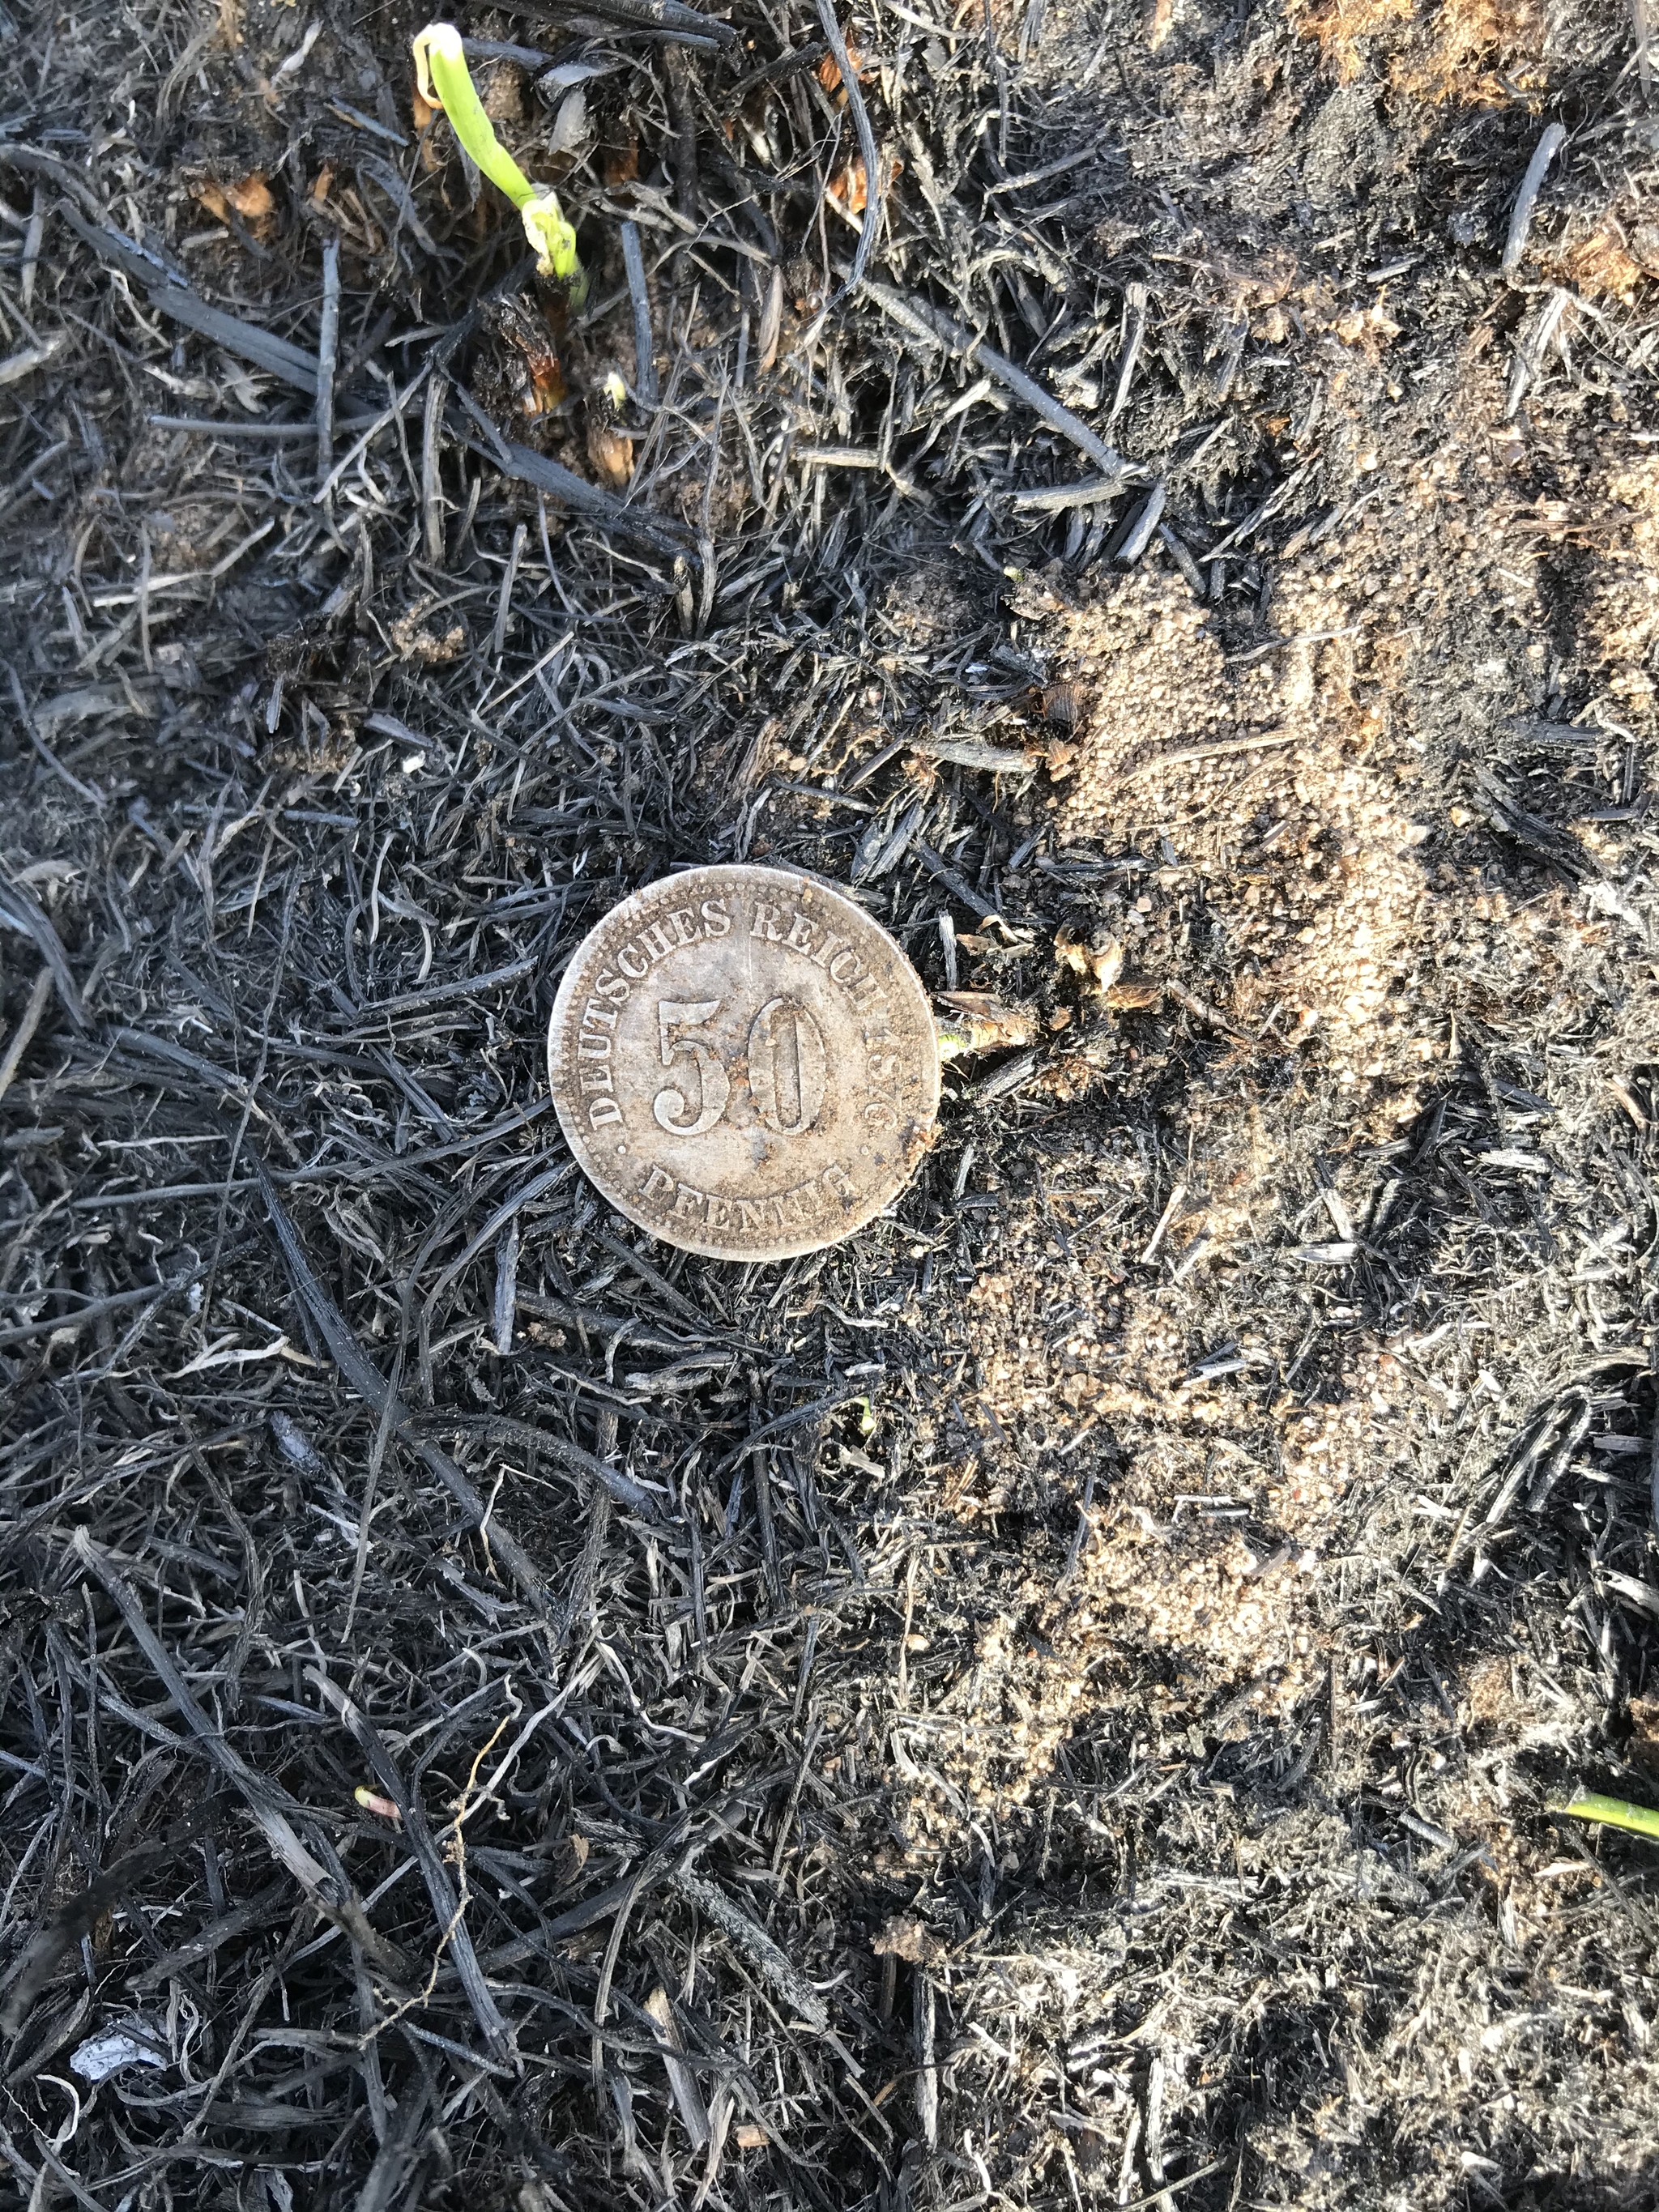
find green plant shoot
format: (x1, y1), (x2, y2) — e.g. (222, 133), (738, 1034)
(1547, 1788), (1659, 1843)
(412, 23), (586, 305)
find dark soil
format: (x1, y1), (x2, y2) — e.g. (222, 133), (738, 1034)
(4, 0), (1659, 2207)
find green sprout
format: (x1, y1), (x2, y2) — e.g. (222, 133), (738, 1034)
(413, 23), (586, 305)
(1547, 1788), (1659, 1843)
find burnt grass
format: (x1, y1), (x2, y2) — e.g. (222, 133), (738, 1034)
(4, 0), (1659, 2206)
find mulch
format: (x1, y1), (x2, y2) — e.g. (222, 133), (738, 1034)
(3, 0), (1659, 2206)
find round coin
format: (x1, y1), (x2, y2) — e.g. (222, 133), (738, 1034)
(547, 865), (940, 1261)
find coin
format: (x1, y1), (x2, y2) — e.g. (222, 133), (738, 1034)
(547, 865), (940, 1261)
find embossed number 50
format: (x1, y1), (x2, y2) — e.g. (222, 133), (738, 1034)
(653, 997), (826, 1139)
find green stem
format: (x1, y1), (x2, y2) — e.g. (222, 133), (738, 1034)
(412, 23), (586, 301)
(414, 23), (535, 209)
(1547, 1788), (1659, 1842)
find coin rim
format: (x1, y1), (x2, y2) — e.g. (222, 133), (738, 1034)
(546, 864), (940, 1263)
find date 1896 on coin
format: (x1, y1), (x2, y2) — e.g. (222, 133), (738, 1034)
(547, 866), (940, 1260)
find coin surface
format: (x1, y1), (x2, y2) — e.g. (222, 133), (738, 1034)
(547, 865), (940, 1260)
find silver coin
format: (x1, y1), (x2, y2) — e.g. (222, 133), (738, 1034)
(547, 865), (940, 1260)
